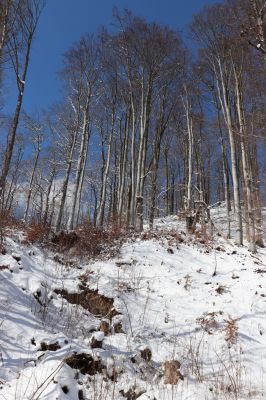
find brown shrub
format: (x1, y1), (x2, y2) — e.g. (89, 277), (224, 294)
(164, 360), (183, 385)
(51, 231), (78, 248)
(26, 221), (50, 243)
(224, 317), (239, 344)
(0, 210), (23, 230)
(0, 210), (25, 246)
(51, 222), (125, 259)
(197, 311), (223, 334)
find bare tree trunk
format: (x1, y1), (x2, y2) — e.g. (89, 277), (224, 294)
(149, 89), (168, 228)
(0, 0), (45, 206)
(216, 59), (243, 245)
(4, 145), (23, 211)
(118, 112), (129, 225)
(68, 90), (90, 230)
(24, 136), (42, 222)
(182, 86), (194, 213)
(0, 0), (11, 55)
(43, 167), (55, 225)
(129, 98), (137, 228)
(0, 34), (32, 205)
(233, 61), (256, 252)
(251, 0), (266, 63)
(250, 134), (264, 247)
(164, 148), (170, 216)
(55, 129), (78, 232)
(215, 93), (231, 238)
(135, 74), (152, 232)
(75, 136), (89, 226)
(97, 114), (114, 226)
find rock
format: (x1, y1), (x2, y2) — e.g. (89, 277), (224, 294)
(78, 389), (84, 400)
(140, 347), (152, 362)
(164, 360), (183, 385)
(99, 319), (110, 336)
(65, 352), (103, 375)
(115, 260), (132, 267)
(113, 321), (125, 334)
(256, 237), (265, 248)
(40, 341), (61, 351)
(12, 253), (21, 262)
(61, 385), (69, 394)
(90, 331), (104, 349)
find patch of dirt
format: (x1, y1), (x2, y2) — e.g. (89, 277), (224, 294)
(215, 285), (227, 294)
(120, 388), (145, 400)
(255, 268), (266, 274)
(65, 353), (103, 375)
(40, 341), (61, 351)
(54, 287), (120, 319)
(140, 348), (152, 362)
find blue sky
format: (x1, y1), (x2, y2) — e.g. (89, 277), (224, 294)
(4, 0), (219, 115)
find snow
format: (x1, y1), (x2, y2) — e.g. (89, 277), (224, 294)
(0, 211), (266, 399)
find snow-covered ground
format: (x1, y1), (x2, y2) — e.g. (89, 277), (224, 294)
(0, 211), (266, 399)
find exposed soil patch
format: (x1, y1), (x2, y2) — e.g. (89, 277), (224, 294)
(54, 287), (120, 319)
(215, 285), (227, 294)
(39, 341), (61, 351)
(120, 388), (145, 399)
(255, 268), (266, 274)
(65, 353), (103, 375)
(140, 347), (152, 362)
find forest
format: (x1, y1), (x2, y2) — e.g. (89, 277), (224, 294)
(0, 0), (266, 251)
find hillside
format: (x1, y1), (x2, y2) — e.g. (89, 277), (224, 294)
(0, 212), (265, 400)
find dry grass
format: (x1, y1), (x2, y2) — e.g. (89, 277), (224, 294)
(224, 317), (239, 345)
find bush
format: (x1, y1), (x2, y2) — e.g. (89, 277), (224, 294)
(50, 222), (125, 259)
(26, 221), (50, 243)
(0, 209), (24, 246)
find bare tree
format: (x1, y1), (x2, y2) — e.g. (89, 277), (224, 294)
(0, 0), (45, 206)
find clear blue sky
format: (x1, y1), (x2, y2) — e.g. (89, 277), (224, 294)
(4, 0), (219, 115)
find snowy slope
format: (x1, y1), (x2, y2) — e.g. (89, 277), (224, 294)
(0, 217), (266, 399)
